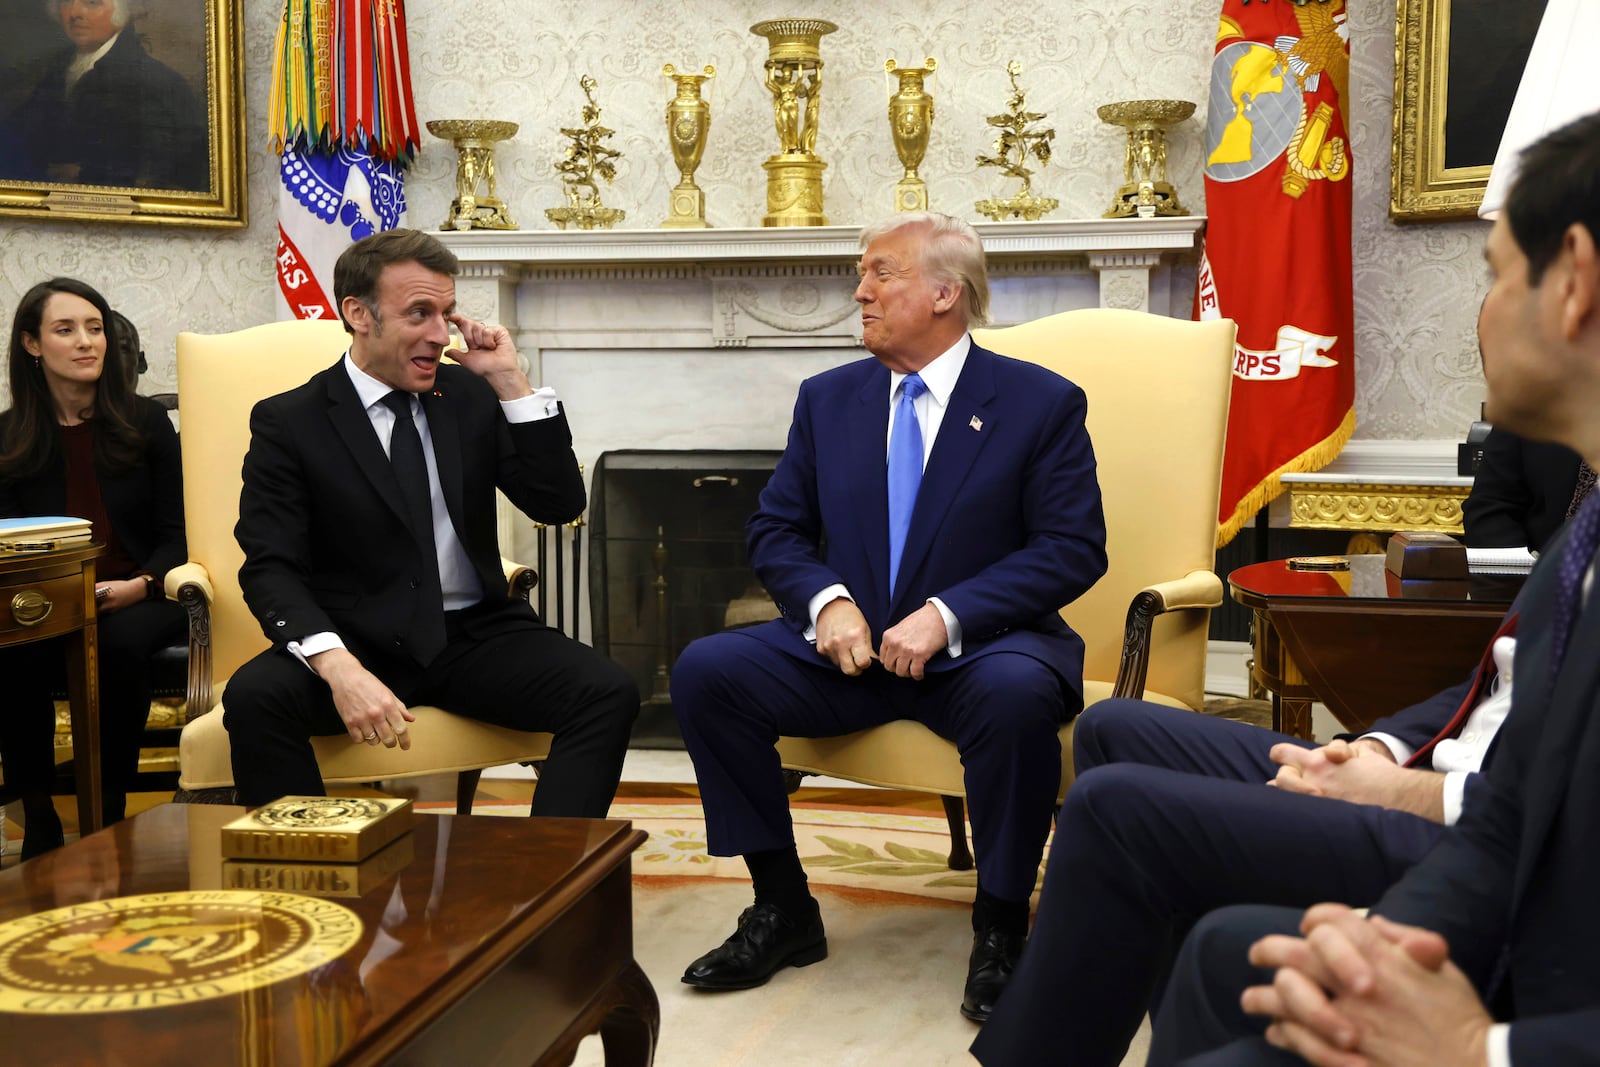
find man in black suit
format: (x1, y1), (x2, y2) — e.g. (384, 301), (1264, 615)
(223, 228), (637, 814)
(1463, 427), (1587, 551)
(1147, 109), (1600, 1066)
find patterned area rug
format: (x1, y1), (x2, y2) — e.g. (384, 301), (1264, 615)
(414, 797), (1047, 905)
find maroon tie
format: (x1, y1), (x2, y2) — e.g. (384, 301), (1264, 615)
(1405, 612), (1518, 769)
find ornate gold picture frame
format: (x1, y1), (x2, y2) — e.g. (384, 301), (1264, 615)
(0, 0), (245, 228)
(1391, 0), (1547, 223)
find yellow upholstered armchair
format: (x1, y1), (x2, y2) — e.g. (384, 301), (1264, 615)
(776, 308), (1236, 867)
(169, 320), (551, 812)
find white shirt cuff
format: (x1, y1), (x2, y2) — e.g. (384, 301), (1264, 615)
(1359, 731), (1415, 765)
(287, 632), (346, 673)
(805, 584), (852, 642)
(501, 386), (560, 422)
(1487, 1022), (1511, 1067)
(1441, 770), (1469, 826)
(929, 597), (962, 657)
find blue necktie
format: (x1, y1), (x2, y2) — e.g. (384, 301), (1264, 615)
(887, 373), (927, 595)
(1551, 489), (1600, 671)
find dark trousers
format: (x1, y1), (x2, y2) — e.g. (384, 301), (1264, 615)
(671, 630), (1067, 902)
(1147, 904), (1306, 1066)
(0, 597), (186, 823)
(222, 616), (638, 815)
(971, 700), (1444, 1067)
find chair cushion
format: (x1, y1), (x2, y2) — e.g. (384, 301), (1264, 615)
(178, 703), (553, 792)
(774, 685), (1194, 803)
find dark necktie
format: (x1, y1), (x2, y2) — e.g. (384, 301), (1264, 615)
(1551, 489), (1600, 671)
(1405, 612), (1517, 769)
(381, 390), (447, 663)
(887, 373), (928, 596)
(1566, 460), (1597, 519)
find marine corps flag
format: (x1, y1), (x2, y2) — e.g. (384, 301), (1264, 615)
(269, 0), (421, 321)
(1198, 0), (1354, 545)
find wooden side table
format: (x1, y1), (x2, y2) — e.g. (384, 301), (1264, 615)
(1230, 555), (1521, 740)
(0, 543), (102, 835)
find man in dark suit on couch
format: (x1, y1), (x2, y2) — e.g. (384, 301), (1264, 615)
(223, 228), (637, 816)
(1147, 109), (1600, 1067)
(671, 211), (1108, 1020)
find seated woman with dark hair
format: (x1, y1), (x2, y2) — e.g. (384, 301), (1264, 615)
(0, 277), (185, 858)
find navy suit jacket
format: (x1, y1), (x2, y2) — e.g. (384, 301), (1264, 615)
(235, 360), (585, 693)
(741, 341), (1108, 715)
(1373, 517), (1600, 1061)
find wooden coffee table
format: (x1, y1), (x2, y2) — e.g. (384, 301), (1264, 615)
(0, 804), (657, 1065)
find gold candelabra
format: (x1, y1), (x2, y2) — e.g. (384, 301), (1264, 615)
(974, 60), (1058, 222)
(1098, 99), (1195, 218)
(750, 18), (837, 227)
(886, 57), (936, 212)
(661, 63), (715, 228)
(546, 75), (625, 230)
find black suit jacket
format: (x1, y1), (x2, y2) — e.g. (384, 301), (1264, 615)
(1462, 428), (1581, 551)
(0, 397), (185, 579)
(1373, 517), (1600, 1061)
(234, 360), (585, 693)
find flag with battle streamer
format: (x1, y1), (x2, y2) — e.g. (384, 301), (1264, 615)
(1198, 0), (1355, 545)
(270, 0), (421, 320)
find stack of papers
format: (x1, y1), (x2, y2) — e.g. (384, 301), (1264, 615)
(1465, 546), (1537, 575)
(0, 515), (93, 552)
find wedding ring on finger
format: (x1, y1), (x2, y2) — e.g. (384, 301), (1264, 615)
(363, 731), (379, 742)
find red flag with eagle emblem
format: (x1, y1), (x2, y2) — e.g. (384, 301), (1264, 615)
(1198, 0), (1354, 545)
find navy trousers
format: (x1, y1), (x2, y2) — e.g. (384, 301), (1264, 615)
(971, 700), (1444, 1067)
(672, 629), (1068, 902)
(1148, 904), (1307, 1066)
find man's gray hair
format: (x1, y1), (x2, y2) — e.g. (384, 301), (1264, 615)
(859, 211), (991, 329)
(52, 0), (128, 30)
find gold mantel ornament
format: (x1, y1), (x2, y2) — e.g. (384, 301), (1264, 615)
(750, 18), (837, 227)
(974, 60), (1058, 222)
(1098, 99), (1195, 218)
(661, 63), (715, 229)
(426, 119), (519, 231)
(546, 75), (625, 231)
(885, 57), (936, 212)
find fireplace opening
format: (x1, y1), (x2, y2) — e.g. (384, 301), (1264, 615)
(588, 450), (784, 747)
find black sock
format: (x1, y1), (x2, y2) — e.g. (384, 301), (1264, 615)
(973, 884), (1029, 937)
(745, 847), (816, 919)
(20, 794), (64, 859)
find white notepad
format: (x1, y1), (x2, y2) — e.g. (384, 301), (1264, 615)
(1465, 547), (1537, 574)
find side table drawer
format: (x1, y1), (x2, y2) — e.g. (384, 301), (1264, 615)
(0, 572), (88, 643)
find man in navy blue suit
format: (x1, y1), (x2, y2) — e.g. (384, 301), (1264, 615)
(1147, 109), (1600, 1067)
(672, 211), (1107, 1020)
(972, 641), (1517, 1066)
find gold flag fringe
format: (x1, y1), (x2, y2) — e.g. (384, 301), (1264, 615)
(1215, 406), (1356, 548)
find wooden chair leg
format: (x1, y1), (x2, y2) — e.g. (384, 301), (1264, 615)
(940, 795), (974, 871)
(782, 770), (806, 795)
(456, 769), (482, 815)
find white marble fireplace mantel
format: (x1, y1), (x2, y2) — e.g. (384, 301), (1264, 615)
(435, 218), (1204, 617)
(437, 217), (1205, 353)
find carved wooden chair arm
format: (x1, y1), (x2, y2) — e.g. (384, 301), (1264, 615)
(1111, 568), (1224, 700)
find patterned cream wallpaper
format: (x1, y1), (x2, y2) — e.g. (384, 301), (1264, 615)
(0, 0), (1490, 440)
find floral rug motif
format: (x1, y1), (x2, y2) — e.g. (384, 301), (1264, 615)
(421, 798), (1050, 905)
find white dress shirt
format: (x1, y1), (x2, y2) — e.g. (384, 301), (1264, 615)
(287, 354), (559, 666)
(806, 335), (971, 655)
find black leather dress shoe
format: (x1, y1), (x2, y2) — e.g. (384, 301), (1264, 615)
(681, 901), (828, 990)
(960, 926), (1025, 1022)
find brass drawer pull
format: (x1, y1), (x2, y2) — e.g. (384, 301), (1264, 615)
(11, 589), (53, 627)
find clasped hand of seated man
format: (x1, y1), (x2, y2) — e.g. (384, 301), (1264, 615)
(310, 647), (416, 750)
(816, 597), (947, 680)
(1266, 738), (1445, 822)
(1241, 903), (1493, 1067)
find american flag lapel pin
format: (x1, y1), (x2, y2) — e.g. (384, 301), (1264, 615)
(969, 415), (983, 432)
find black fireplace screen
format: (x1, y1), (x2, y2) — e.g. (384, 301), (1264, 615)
(588, 450), (783, 747)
